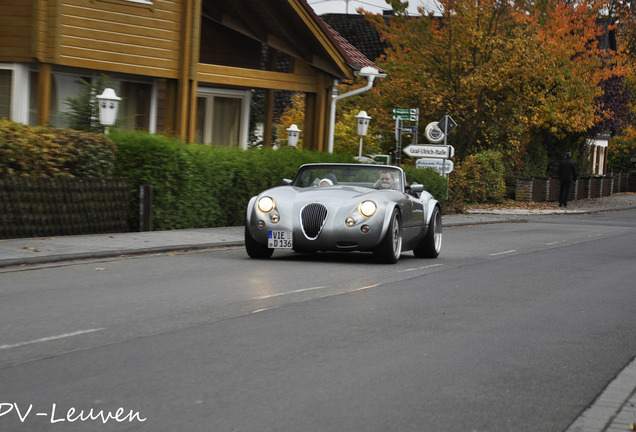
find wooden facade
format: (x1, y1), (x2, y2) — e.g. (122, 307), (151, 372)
(0, 0), (368, 151)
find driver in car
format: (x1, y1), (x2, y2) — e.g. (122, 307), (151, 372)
(374, 170), (396, 190)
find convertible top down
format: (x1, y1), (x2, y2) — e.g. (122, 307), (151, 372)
(245, 163), (442, 263)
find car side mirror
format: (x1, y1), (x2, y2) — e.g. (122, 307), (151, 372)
(282, 178), (292, 186)
(408, 183), (424, 197)
(409, 183), (424, 193)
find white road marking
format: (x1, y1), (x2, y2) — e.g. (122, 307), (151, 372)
(489, 250), (517, 256)
(400, 264), (444, 272)
(0, 328), (105, 350)
(253, 286), (328, 300)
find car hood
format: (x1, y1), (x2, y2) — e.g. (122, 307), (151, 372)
(260, 185), (395, 205)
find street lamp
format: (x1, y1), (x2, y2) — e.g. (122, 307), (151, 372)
(96, 88), (121, 134)
(328, 66), (386, 153)
(355, 110), (371, 158)
(287, 124), (301, 147)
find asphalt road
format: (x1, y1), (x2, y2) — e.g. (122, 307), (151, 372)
(0, 210), (635, 431)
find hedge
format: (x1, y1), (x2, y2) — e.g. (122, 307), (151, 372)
(0, 120), (116, 178)
(111, 131), (356, 230)
(111, 132), (451, 231)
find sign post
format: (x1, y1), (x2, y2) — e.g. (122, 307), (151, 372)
(438, 115), (456, 199)
(393, 108), (419, 164)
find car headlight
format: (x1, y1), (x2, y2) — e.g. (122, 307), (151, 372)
(359, 200), (377, 217)
(257, 196), (275, 213)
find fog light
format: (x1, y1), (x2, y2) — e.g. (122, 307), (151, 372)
(345, 217), (355, 227)
(360, 225), (370, 233)
(257, 220), (265, 228)
(271, 214), (280, 223)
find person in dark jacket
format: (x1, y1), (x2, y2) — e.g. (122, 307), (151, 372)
(557, 152), (577, 207)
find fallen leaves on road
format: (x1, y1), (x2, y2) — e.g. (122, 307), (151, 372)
(466, 200), (558, 212)
(20, 246), (41, 252)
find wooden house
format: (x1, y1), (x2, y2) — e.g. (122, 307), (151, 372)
(0, 0), (377, 151)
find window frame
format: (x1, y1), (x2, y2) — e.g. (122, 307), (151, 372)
(0, 63), (30, 124)
(196, 87), (251, 149)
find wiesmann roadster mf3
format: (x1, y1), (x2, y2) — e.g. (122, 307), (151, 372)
(245, 163), (442, 264)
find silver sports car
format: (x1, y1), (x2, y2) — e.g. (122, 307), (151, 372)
(245, 163), (442, 263)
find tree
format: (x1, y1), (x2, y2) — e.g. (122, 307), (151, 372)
(65, 75), (111, 133)
(364, 0), (625, 176)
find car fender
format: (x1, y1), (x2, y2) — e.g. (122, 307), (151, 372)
(425, 199), (440, 229)
(375, 203), (400, 244)
(246, 196), (257, 225)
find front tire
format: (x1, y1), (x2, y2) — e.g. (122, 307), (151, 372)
(373, 208), (402, 264)
(414, 206), (442, 258)
(245, 225), (274, 259)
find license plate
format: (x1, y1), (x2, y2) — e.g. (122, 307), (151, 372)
(268, 230), (293, 248)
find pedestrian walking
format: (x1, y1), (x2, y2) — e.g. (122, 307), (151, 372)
(557, 152), (577, 207)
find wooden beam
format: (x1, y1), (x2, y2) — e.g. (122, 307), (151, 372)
(36, 63), (51, 126)
(263, 89), (275, 147)
(197, 63), (318, 92)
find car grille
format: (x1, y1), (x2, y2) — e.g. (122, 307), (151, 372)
(300, 203), (328, 240)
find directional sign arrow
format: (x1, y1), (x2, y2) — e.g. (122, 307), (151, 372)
(403, 144), (453, 159)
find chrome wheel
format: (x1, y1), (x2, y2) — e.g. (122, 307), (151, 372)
(373, 209), (402, 264)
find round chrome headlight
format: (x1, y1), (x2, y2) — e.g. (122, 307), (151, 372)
(359, 200), (377, 217)
(257, 196), (275, 213)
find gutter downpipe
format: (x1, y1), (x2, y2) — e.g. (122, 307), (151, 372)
(327, 68), (385, 153)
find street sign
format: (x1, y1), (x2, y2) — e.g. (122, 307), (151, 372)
(437, 115), (457, 134)
(416, 158), (454, 174)
(371, 154), (391, 165)
(393, 114), (417, 121)
(403, 144), (454, 159)
(424, 122), (444, 143)
(402, 126), (415, 134)
(393, 108), (417, 115)
(392, 108), (418, 122)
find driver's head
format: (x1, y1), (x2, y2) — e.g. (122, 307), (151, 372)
(378, 171), (395, 189)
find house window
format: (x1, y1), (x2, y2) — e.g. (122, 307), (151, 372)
(195, 88), (250, 148)
(0, 70), (11, 120)
(0, 64), (30, 124)
(97, 0), (154, 8)
(49, 70), (154, 132)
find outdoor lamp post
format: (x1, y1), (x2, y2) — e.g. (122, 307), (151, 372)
(287, 124), (301, 147)
(328, 66), (386, 153)
(96, 88), (121, 134)
(355, 110), (371, 158)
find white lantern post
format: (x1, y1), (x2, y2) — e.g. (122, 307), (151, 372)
(96, 88), (121, 134)
(287, 124), (301, 147)
(355, 110), (371, 158)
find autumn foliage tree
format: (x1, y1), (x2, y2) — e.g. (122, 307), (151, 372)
(363, 0), (626, 178)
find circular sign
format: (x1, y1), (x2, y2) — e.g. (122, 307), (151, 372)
(425, 122), (445, 143)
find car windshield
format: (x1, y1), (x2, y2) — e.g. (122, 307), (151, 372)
(292, 165), (402, 191)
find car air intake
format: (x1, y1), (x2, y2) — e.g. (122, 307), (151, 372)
(300, 203), (328, 240)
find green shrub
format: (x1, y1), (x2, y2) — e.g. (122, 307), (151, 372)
(608, 136), (636, 173)
(0, 120), (116, 177)
(111, 131), (354, 230)
(449, 150), (506, 208)
(402, 165), (448, 207)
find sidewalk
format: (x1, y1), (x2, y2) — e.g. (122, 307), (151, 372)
(1, 193), (635, 268)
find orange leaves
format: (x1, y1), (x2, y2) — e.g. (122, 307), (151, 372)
(365, 0), (624, 158)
